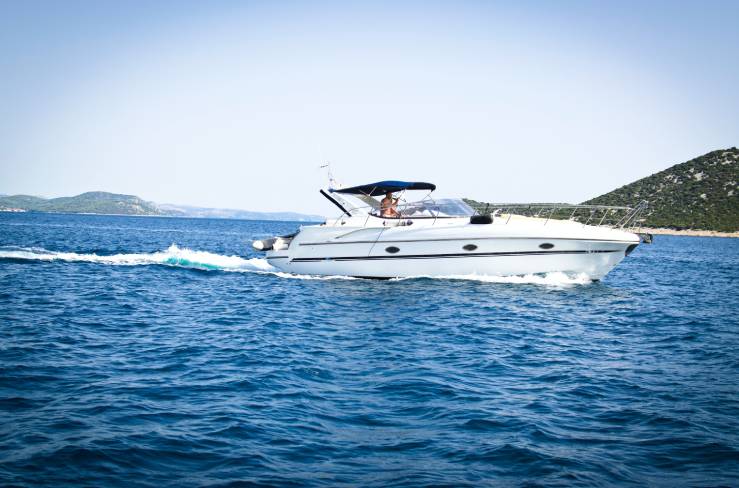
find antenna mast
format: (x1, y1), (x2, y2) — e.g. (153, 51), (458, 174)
(319, 162), (336, 189)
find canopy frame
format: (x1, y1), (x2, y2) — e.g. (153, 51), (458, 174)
(330, 180), (436, 197)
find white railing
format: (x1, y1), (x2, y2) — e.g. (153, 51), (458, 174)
(471, 201), (649, 231)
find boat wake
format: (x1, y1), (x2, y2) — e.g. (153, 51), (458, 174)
(0, 245), (358, 281)
(0, 244), (272, 271)
(0, 245), (592, 285)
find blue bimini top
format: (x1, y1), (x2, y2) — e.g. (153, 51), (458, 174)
(330, 181), (436, 196)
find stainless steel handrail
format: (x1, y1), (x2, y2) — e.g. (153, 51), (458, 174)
(468, 201), (648, 231)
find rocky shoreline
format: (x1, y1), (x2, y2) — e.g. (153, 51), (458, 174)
(639, 227), (739, 238)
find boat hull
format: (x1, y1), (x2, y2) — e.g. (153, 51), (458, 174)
(269, 248), (629, 279)
(265, 220), (640, 279)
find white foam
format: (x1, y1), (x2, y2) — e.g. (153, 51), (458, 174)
(0, 245), (366, 281)
(268, 271), (359, 281)
(0, 244), (275, 273)
(392, 271), (593, 286)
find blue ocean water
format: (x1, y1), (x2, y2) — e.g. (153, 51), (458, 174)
(0, 212), (737, 487)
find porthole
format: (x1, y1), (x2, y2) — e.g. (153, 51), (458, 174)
(539, 243), (554, 249)
(385, 246), (400, 254)
(463, 244), (478, 251)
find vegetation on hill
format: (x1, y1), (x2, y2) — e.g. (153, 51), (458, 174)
(0, 192), (166, 215)
(0, 191), (325, 221)
(466, 148), (738, 232)
(0, 195), (47, 208)
(582, 148), (738, 232)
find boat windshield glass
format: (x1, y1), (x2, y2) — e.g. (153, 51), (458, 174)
(399, 198), (475, 218)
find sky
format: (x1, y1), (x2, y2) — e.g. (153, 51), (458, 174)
(1, 0), (737, 216)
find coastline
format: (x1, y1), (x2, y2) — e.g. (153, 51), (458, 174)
(639, 227), (739, 238)
(2, 209), (735, 236)
(0, 209), (323, 223)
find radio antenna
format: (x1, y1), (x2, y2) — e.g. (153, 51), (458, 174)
(319, 162), (336, 189)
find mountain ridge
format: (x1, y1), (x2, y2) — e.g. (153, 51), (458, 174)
(0, 192), (324, 222)
(465, 148), (737, 232)
(0, 191), (165, 216)
(582, 148), (738, 232)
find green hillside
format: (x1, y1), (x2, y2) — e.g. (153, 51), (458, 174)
(0, 195), (47, 208)
(0, 191), (166, 215)
(466, 148), (738, 232)
(583, 148), (738, 232)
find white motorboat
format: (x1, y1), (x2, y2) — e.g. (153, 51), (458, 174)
(252, 181), (651, 280)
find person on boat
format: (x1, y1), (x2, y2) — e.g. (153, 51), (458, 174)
(381, 191), (400, 218)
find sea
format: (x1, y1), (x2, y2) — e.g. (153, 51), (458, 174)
(1, 212), (737, 487)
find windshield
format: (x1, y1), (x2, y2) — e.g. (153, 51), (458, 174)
(327, 192), (476, 218)
(398, 198), (475, 218)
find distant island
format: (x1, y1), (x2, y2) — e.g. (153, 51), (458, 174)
(467, 147), (738, 234)
(0, 191), (324, 222)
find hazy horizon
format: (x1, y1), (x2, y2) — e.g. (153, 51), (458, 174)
(2, 1), (737, 215)
(0, 142), (735, 214)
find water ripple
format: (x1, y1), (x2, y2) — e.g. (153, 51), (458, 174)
(1, 213), (738, 486)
